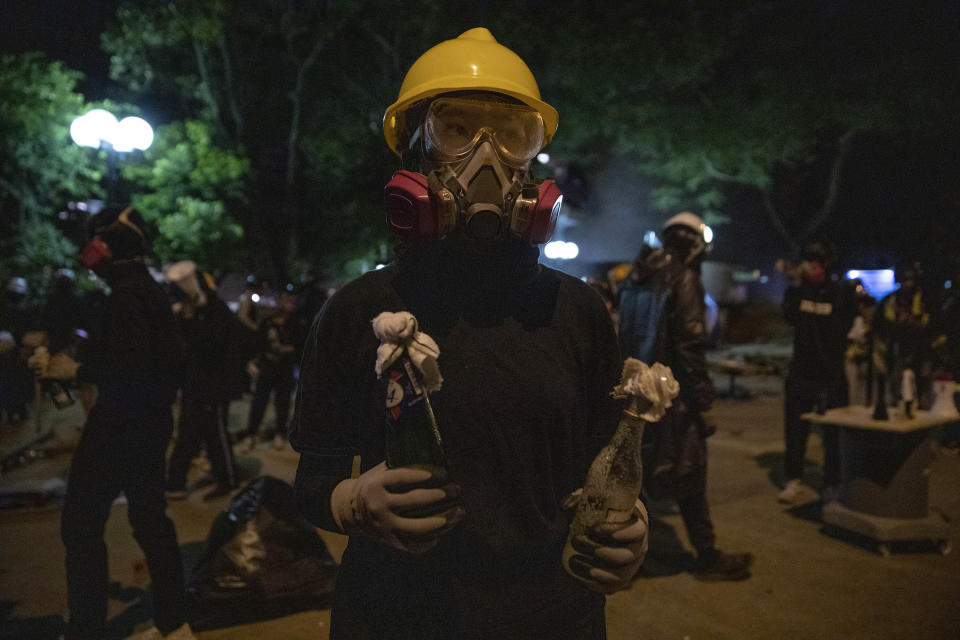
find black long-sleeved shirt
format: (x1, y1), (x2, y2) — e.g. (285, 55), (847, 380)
(77, 264), (183, 408)
(782, 278), (857, 383)
(291, 239), (622, 638)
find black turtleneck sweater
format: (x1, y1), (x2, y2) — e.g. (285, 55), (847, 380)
(291, 237), (623, 638)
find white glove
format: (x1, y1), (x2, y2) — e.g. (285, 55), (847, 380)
(330, 461), (463, 554)
(562, 496), (649, 594)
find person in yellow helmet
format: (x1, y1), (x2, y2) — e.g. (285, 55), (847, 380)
(291, 28), (648, 639)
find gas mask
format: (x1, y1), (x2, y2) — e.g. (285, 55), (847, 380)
(385, 97), (562, 244)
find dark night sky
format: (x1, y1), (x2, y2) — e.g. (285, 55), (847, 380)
(0, 0), (119, 97)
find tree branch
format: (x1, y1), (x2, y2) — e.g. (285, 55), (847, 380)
(701, 152), (755, 185)
(217, 33), (243, 137)
(796, 127), (856, 243)
(763, 189), (798, 253)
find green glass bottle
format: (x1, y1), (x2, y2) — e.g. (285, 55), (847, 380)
(384, 354), (458, 517)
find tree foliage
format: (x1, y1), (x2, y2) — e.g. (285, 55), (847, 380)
(122, 119), (248, 269)
(85, 1), (960, 278)
(0, 53), (104, 222)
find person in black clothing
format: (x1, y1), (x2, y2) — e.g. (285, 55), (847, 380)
(0, 276), (40, 343)
(777, 239), (857, 505)
(292, 28), (648, 640)
(165, 261), (239, 502)
(873, 262), (944, 410)
(41, 268), (82, 356)
(29, 205), (195, 640)
(240, 290), (299, 452)
(618, 212), (753, 581)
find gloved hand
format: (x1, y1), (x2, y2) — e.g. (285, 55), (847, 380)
(330, 461), (464, 555)
(562, 496), (649, 594)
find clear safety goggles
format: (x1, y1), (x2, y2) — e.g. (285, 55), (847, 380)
(423, 97), (545, 167)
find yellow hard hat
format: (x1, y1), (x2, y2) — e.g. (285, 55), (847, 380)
(382, 27), (558, 155)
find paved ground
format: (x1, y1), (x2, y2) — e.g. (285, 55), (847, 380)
(1, 372), (958, 640)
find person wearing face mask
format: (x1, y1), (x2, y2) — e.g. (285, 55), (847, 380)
(291, 28), (647, 639)
(618, 213), (753, 581)
(28, 205), (195, 640)
(778, 239), (857, 505)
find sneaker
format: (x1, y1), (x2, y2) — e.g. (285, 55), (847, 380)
(164, 487), (188, 501)
(163, 623), (198, 639)
(693, 549), (753, 581)
(777, 478), (819, 504)
(203, 483), (235, 501)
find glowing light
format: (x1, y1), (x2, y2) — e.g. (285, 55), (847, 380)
(543, 241), (579, 260)
(703, 225), (714, 244)
(537, 152), (551, 164)
(70, 109), (152, 151)
(846, 269), (861, 279)
(114, 116), (154, 151)
(70, 114), (102, 147)
(251, 293), (261, 303)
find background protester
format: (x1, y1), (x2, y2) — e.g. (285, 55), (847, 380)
(28, 205), (196, 640)
(165, 261), (240, 502)
(240, 290), (299, 452)
(778, 239), (857, 504)
(873, 261), (947, 410)
(618, 212), (753, 581)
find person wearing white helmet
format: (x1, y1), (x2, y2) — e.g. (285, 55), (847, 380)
(291, 28), (647, 639)
(617, 212), (753, 581)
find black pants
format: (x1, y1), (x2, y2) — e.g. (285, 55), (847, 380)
(167, 398), (236, 490)
(677, 490), (716, 556)
(62, 404), (186, 638)
(784, 376), (845, 486)
(245, 362), (294, 440)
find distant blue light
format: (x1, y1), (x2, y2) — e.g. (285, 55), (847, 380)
(846, 269), (897, 299)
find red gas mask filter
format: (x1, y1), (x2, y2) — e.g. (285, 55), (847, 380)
(80, 236), (113, 273)
(384, 169), (562, 244)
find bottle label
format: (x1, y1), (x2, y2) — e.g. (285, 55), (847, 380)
(385, 359), (426, 424)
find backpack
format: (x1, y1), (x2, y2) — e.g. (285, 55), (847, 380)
(618, 280), (669, 364)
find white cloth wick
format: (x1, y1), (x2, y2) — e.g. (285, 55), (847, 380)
(612, 358), (680, 422)
(372, 311), (443, 392)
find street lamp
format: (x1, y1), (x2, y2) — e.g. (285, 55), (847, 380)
(70, 108), (153, 202)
